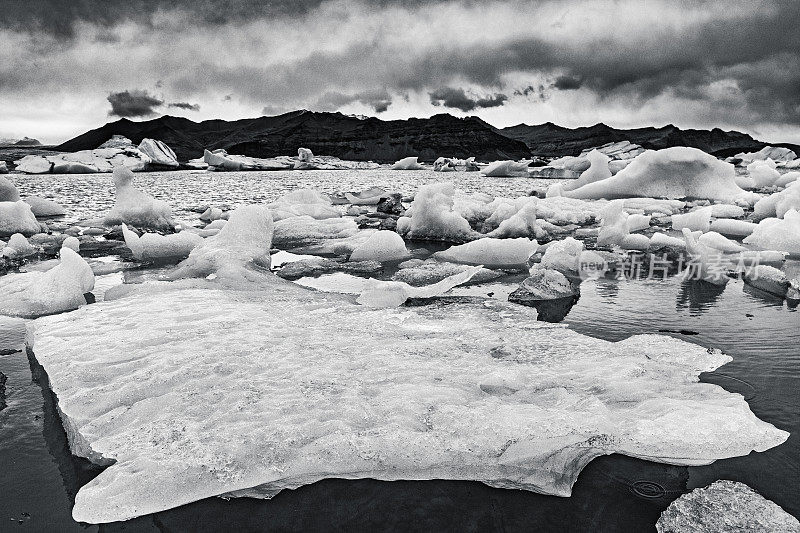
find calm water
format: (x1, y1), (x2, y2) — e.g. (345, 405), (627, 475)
(1, 169), (798, 531)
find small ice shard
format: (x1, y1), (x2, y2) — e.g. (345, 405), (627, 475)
(656, 480), (799, 533)
(345, 186), (386, 205)
(649, 232), (687, 250)
(509, 267), (577, 302)
(391, 156), (424, 170)
(747, 158), (781, 188)
(396, 183), (476, 242)
(356, 265), (483, 307)
(104, 167), (174, 230)
(167, 205), (273, 281)
(0, 200), (41, 237)
(743, 265), (791, 298)
(0, 247), (94, 318)
(2, 233), (37, 258)
(0, 176), (20, 201)
(672, 206), (713, 232)
(682, 228), (729, 285)
(697, 231), (745, 253)
(561, 147), (756, 204)
(26, 280), (788, 523)
(348, 230), (410, 262)
(480, 160), (530, 177)
(743, 209), (800, 254)
(199, 207), (224, 222)
(121, 224), (203, 262)
(137, 139), (179, 168)
(24, 195), (67, 217)
(561, 150), (612, 192)
(434, 237), (537, 268)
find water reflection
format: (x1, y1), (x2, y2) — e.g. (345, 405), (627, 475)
(675, 279), (727, 314)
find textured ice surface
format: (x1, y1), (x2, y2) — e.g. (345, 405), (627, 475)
(743, 209), (800, 253)
(138, 139), (179, 167)
(0, 200), (40, 237)
(26, 275), (788, 523)
(0, 176), (20, 201)
(754, 181), (800, 220)
(562, 148), (755, 203)
(121, 224), (203, 261)
(672, 206), (713, 232)
(539, 237), (584, 273)
(104, 167), (174, 230)
(562, 150), (612, 192)
(272, 216), (359, 247)
(747, 159), (781, 188)
(709, 218), (757, 237)
(268, 189), (341, 221)
(698, 231), (745, 253)
(509, 267), (576, 301)
(2, 233), (36, 258)
(682, 229), (730, 285)
(24, 195), (67, 217)
(0, 247), (94, 317)
(656, 480), (800, 533)
(392, 260), (502, 286)
(434, 237), (537, 267)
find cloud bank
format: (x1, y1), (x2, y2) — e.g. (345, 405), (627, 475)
(1, 0), (798, 143)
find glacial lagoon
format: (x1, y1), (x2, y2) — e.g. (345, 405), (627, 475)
(1, 169), (798, 531)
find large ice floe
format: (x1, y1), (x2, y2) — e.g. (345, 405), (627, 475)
(104, 167), (174, 230)
(25, 269), (788, 523)
(557, 147), (757, 204)
(1, 247), (94, 318)
(203, 149), (379, 171)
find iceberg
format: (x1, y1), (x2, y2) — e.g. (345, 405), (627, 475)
(671, 206), (713, 232)
(273, 216), (358, 247)
(579, 140), (645, 160)
(1, 232), (37, 258)
(25, 275), (788, 523)
(747, 159), (781, 188)
(481, 160), (530, 177)
(753, 181), (800, 220)
(348, 230), (410, 262)
(137, 139), (179, 168)
(539, 237), (584, 273)
(434, 237), (537, 268)
(697, 231), (745, 253)
(167, 205), (273, 281)
(561, 150), (612, 193)
(14, 138), (156, 173)
(121, 224), (203, 262)
(1, 247), (94, 318)
(104, 167), (174, 230)
(561, 147), (755, 204)
(735, 145), (797, 162)
(391, 156), (425, 170)
(268, 189), (341, 221)
(508, 267), (577, 301)
(396, 183), (476, 242)
(682, 229), (730, 285)
(656, 480), (799, 533)
(24, 195), (67, 217)
(392, 260), (502, 286)
(297, 147), (313, 162)
(0, 200), (41, 237)
(743, 209), (800, 254)
(0, 176), (20, 201)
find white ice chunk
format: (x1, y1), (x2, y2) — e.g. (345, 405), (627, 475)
(391, 156), (424, 170)
(682, 229), (730, 285)
(671, 206), (713, 232)
(709, 204), (745, 219)
(167, 205), (274, 281)
(268, 189), (341, 221)
(697, 231), (745, 253)
(121, 224), (203, 261)
(396, 183), (475, 242)
(649, 232), (687, 250)
(104, 167), (174, 230)
(743, 209), (800, 254)
(0, 176), (20, 201)
(0, 247), (94, 318)
(481, 160), (530, 177)
(434, 237), (537, 268)
(273, 216), (358, 246)
(24, 195), (67, 217)
(747, 159), (781, 188)
(539, 237), (584, 273)
(25, 279), (788, 523)
(562, 147), (755, 204)
(775, 171), (800, 188)
(709, 218), (757, 237)
(348, 230), (410, 262)
(356, 266), (482, 307)
(562, 150), (611, 192)
(0, 200), (40, 237)
(62, 236), (80, 252)
(2, 233), (37, 258)
(138, 139), (179, 167)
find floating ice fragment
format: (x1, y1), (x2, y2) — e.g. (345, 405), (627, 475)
(348, 230), (409, 262)
(0, 200), (40, 237)
(396, 183), (475, 242)
(434, 237), (537, 268)
(481, 160), (530, 177)
(121, 224), (203, 261)
(743, 209), (800, 254)
(391, 156), (424, 170)
(104, 167), (174, 230)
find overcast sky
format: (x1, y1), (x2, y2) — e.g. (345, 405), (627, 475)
(1, 0), (799, 144)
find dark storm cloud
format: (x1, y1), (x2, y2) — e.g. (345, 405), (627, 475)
(107, 89), (163, 117)
(552, 75), (582, 90)
(429, 87), (508, 112)
(168, 102), (200, 111)
(314, 89), (393, 113)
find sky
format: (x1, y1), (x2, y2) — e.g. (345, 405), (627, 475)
(1, 0), (799, 145)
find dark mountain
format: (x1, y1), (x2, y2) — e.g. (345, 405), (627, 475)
(12, 137), (42, 146)
(498, 122), (800, 158)
(56, 111), (531, 163)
